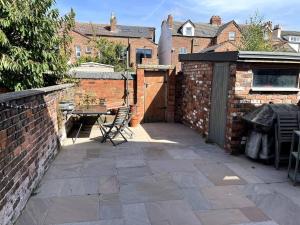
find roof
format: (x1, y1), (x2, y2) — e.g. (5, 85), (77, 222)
(179, 51), (300, 64)
(74, 22), (155, 39)
(282, 31), (300, 37)
(172, 21), (219, 38)
(78, 62), (114, 68)
(172, 20), (241, 38)
(72, 71), (136, 80)
(199, 41), (238, 53)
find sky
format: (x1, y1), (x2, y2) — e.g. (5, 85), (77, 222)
(56, 0), (300, 41)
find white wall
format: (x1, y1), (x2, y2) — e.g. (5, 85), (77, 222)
(158, 21), (172, 65)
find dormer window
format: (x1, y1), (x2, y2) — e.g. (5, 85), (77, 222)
(182, 21), (195, 36)
(229, 32), (236, 41)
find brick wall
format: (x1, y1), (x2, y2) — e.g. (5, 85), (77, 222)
(171, 36), (211, 71)
(179, 61), (213, 136)
(225, 63), (300, 152)
(0, 84), (74, 225)
(76, 78), (136, 109)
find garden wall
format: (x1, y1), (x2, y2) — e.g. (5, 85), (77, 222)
(0, 84), (74, 225)
(74, 72), (136, 109)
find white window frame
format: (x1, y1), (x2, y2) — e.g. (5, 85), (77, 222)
(179, 47), (187, 54)
(228, 32), (236, 41)
(75, 46), (81, 58)
(290, 36), (300, 43)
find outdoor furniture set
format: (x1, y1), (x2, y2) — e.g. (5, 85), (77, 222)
(59, 99), (135, 146)
(243, 104), (300, 185)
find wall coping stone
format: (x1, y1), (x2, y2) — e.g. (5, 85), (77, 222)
(0, 83), (74, 103)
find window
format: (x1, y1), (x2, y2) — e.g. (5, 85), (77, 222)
(86, 47), (92, 54)
(75, 46), (81, 58)
(290, 36), (300, 43)
(136, 48), (152, 64)
(228, 32), (236, 41)
(253, 69), (299, 89)
(185, 27), (193, 36)
(179, 47), (187, 54)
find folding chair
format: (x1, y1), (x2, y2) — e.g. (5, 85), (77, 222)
(275, 112), (300, 169)
(100, 107), (130, 146)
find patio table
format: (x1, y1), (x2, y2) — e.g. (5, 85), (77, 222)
(70, 105), (107, 143)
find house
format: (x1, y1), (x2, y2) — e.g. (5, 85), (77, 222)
(69, 14), (158, 68)
(273, 25), (300, 53)
(178, 51), (300, 152)
(158, 15), (242, 71)
(158, 15), (300, 71)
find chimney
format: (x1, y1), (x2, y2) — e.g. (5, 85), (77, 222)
(265, 21), (273, 30)
(210, 15), (222, 26)
(167, 14), (173, 28)
(273, 24), (282, 38)
(110, 12), (117, 32)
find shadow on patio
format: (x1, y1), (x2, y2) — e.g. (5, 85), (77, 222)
(16, 123), (300, 225)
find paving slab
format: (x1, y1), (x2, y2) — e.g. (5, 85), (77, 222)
(196, 209), (250, 225)
(123, 203), (151, 225)
(201, 186), (255, 209)
(120, 175), (184, 204)
(43, 195), (99, 225)
(145, 200), (202, 225)
(195, 162), (247, 186)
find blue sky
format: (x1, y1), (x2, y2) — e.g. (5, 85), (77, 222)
(56, 0), (300, 40)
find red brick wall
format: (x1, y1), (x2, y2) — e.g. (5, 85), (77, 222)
(225, 63), (300, 152)
(215, 22), (241, 46)
(69, 31), (94, 63)
(179, 61), (213, 136)
(0, 84), (74, 225)
(171, 36), (212, 71)
(76, 79), (136, 109)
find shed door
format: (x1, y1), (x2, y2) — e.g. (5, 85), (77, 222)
(144, 71), (166, 122)
(208, 63), (230, 147)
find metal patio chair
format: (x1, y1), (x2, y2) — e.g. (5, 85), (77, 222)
(100, 106), (130, 146)
(288, 130), (300, 185)
(275, 112), (300, 169)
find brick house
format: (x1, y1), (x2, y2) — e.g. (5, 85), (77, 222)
(158, 15), (300, 71)
(158, 15), (242, 71)
(178, 51), (300, 153)
(69, 14), (158, 68)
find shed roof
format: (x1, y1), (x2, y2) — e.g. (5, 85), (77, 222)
(179, 51), (300, 64)
(72, 71), (136, 80)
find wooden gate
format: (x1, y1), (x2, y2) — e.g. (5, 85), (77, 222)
(208, 63), (230, 147)
(144, 71), (166, 122)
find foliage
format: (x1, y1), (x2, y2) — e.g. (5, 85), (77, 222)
(76, 37), (132, 72)
(239, 12), (273, 51)
(0, 0), (75, 91)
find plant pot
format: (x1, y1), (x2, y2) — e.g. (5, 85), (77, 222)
(130, 116), (139, 127)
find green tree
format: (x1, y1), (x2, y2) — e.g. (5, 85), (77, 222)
(0, 0), (75, 91)
(239, 12), (273, 51)
(77, 37), (130, 72)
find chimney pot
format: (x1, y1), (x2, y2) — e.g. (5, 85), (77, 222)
(210, 15), (222, 26)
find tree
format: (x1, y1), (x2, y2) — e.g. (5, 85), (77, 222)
(77, 37), (130, 72)
(239, 12), (273, 51)
(0, 0), (75, 91)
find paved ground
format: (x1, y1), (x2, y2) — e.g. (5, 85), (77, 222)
(16, 123), (300, 225)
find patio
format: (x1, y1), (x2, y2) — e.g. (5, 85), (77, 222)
(15, 123), (300, 225)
